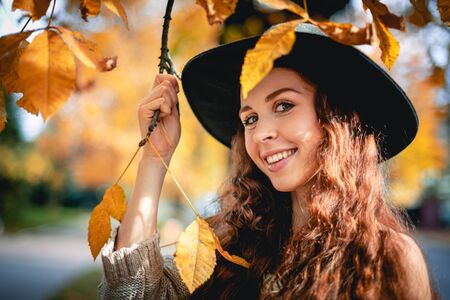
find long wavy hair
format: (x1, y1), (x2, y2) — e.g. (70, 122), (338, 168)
(189, 72), (435, 299)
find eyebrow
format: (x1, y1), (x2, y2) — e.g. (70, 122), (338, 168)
(239, 87), (303, 116)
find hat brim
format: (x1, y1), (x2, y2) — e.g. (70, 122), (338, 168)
(181, 32), (418, 161)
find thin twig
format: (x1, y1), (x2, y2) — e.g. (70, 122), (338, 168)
(303, 0), (309, 18)
(20, 16), (32, 32)
(115, 147), (141, 185)
(167, 52), (181, 79)
(159, 0), (175, 74)
(147, 139), (200, 217)
(160, 241), (177, 248)
(47, 0), (57, 28)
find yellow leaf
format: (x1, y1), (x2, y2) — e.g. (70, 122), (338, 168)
(363, 0), (405, 31)
(240, 20), (300, 100)
(80, 0), (101, 21)
(12, 0), (51, 21)
(257, 0), (306, 17)
(373, 17), (399, 70)
(209, 222), (250, 268)
(196, 0), (238, 25)
(437, 0), (450, 26)
(17, 30), (76, 120)
(88, 203), (111, 260)
(103, 0), (129, 29)
(316, 21), (372, 46)
(102, 183), (126, 222)
(175, 216), (217, 293)
(55, 26), (117, 72)
(0, 31), (32, 93)
(0, 89), (6, 133)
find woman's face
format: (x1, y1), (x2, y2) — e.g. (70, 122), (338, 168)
(239, 68), (323, 192)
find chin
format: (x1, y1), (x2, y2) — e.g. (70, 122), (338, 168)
(270, 180), (303, 192)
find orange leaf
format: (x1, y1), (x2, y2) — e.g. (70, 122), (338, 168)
(55, 26), (117, 72)
(0, 88), (6, 133)
(16, 95), (39, 115)
(88, 203), (111, 260)
(80, 0), (101, 21)
(102, 184), (126, 222)
(103, 0), (129, 29)
(0, 31), (32, 93)
(437, 0), (450, 26)
(240, 20), (300, 100)
(209, 221), (250, 268)
(196, 0), (238, 25)
(257, 0), (306, 18)
(316, 21), (373, 46)
(17, 30), (76, 120)
(12, 0), (51, 21)
(175, 216), (217, 293)
(363, 0), (405, 31)
(408, 0), (432, 27)
(373, 16), (399, 70)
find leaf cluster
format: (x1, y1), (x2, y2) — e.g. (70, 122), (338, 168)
(0, 0), (128, 130)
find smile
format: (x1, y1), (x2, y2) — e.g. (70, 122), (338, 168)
(265, 148), (297, 164)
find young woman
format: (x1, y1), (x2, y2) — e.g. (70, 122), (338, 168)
(98, 24), (437, 299)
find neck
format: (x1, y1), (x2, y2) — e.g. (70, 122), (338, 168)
(290, 167), (320, 230)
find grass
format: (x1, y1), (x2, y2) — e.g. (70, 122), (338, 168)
(48, 268), (103, 300)
(1, 206), (89, 233)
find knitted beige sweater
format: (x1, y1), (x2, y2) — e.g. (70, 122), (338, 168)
(98, 226), (190, 299)
(98, 226), (279, 299)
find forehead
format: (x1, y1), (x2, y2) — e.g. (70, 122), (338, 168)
(239, 67), (315, 105)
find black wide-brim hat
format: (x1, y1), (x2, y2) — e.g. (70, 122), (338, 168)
(181, 23), (418, 161)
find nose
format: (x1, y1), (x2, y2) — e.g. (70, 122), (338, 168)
(252, 118), (278, 143)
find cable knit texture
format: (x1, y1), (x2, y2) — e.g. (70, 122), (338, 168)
(98, 226), (190, 300)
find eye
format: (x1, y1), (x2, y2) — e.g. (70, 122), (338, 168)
(242, 114), (258, 127)
(275, 101), (294, 112)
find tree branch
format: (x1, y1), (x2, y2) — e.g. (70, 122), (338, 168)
(159, 0), (176, 75)
(140, 0), (178, 147)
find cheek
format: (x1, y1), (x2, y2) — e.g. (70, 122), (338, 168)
(244, 133), (255, 158)
(244, 133), (262, 165)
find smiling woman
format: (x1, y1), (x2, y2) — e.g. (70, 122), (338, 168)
(97, 23), (438, 299)
(240, 68), (322, 194)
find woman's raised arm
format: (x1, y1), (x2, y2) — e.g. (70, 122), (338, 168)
(98, 74), (190, 299)
(116, 73), (181, 249)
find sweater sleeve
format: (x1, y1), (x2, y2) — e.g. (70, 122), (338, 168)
(98, 226), (190, 300)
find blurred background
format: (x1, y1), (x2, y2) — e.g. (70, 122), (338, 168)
(0, 0), (449, 299)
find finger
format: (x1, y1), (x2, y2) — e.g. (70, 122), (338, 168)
(139, 98), (172, 119)
(141, 82), (178, 107)
(152, 74), (179, 92)
(158, 80), (178, 107)
(138, 98), (163, 119)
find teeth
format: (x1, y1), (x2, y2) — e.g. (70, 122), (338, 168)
(266, 149), (296, 164)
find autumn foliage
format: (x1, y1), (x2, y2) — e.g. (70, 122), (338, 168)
(1, 0), (449, 294)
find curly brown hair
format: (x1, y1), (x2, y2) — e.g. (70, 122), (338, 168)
(189, 74), (436, 300)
